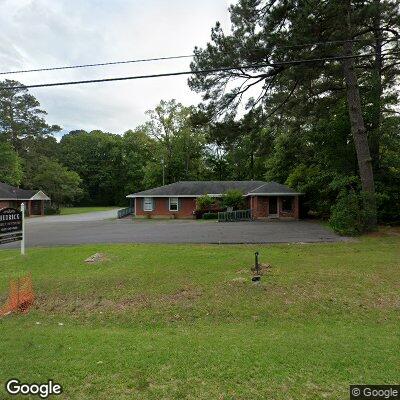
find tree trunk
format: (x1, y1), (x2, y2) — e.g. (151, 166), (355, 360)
(342, 2), (377, 229)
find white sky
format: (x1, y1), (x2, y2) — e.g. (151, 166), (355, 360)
(0, 0), (232, 137)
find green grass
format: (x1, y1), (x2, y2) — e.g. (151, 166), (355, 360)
(60, 207), (118, 215)
(0, 237), (399, 399)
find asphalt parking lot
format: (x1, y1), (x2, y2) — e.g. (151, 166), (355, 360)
(3, 211), (346, 248)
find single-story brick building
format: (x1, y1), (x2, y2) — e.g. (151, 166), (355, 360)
(127, 181), (302, 220)
(0, 182), (50, 216)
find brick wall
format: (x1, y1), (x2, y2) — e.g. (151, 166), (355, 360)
(278, 195), (299, 219)
(250, 195), (299, 220)
(134, 195), (300, 220)
(0, 201), (11, 209)
(135, 197), (196, 219)
(0, 200), (46, 216)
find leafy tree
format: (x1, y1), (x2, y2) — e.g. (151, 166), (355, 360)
(329, 190), (377, 236)
(222, 189), (245, 209)
(30, 157), (82, 207)
(189, 0), (400, 230)
(145, 100), (207, 185)
(59, 130), (124, 205)
(121, 127), (157, 197)
(0, 142), (22, 186)
(0, 80), (61, 155)
(196, 194), (216, 210)
(21, 135), (61, 190)
(203, 111), (273, 180)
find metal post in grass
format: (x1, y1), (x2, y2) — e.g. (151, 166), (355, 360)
(252, 251), (261, 284)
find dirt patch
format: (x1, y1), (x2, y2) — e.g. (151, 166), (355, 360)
(34, 286), (202, 314)
(159, 286), (202, 305)
(230, 277), (247, 284)
(34, 294), (151, 313)
(251, 263), (272, 275)
(236, 263), (272, 275)
(236, 269), (248, 274)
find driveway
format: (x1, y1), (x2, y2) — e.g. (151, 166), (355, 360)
(26, 209), (119, 224)
(3, 214), (345, 248)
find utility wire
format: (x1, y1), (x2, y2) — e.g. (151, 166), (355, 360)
(7, 50), (400, 90)
(0, 38), (390, 76)
(0, 54), (194, 75)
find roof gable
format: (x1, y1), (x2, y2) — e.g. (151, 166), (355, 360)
(0, 182), (50, 200)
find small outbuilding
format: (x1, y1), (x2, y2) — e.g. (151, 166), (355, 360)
(0, 182), (50, 216)
(127, 181), (302, 220)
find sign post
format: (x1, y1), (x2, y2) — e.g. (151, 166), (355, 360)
(21, 203), (25, 256)
(0, 206), (25, 254)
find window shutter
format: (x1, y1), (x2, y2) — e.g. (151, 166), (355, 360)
(166, 198), (169, 210)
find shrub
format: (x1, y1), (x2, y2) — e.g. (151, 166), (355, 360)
(202, 212), (218, 220)
(329, 190), (377, 236)
(194, 208), (224, 219)
(196, 194), (216, 211)
(44, 204), (60, 215)
(221, 189), (244, 210)
(286, 164), (360, 218)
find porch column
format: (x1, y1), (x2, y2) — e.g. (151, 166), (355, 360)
(294, 196), (300, 220)
(277, 196), (281, 218)
(252, 196), (258, 219)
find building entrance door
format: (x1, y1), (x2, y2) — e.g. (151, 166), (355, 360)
(268, 197), (278, 218)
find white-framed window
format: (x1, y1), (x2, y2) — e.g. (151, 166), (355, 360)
(143, 197), (154, 211)
(169, 197), (179, 212)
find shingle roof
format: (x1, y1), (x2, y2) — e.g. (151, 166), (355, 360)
(247, 181), (299, 195)
(127, 181), (300, 197)
(0, 182), (48, 200)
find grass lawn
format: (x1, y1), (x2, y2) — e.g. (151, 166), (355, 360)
(60, 207), (118, 215)
(0, 236), (399, 399)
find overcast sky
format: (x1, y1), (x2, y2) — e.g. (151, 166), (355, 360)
(0, 0), (232, 137)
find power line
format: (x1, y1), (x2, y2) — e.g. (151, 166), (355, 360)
(0, 54), (194, 75)
(0, 38), (390, 76)
(6, 50), (400, 90)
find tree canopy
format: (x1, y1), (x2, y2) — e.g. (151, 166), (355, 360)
(0, 0), (399, 229)
(189, 0), (400, 228)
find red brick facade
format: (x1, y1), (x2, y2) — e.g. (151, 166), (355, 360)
(250, 195), (299, 219)
(135, 197), (197, 219)
(134, 195), (299, 220)
(0, 201), (10, 209)
(0, 200), (45, 216)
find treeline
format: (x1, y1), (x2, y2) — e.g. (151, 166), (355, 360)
(0, 86), (209, 206)
(187, 0), (400, 228)
(0, 79), (399, 224)
(1, 0), (400, 228)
